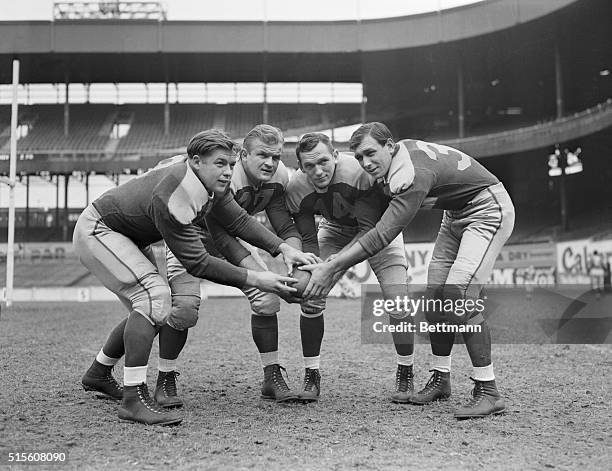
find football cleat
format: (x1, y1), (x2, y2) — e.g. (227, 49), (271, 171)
(154, 371), (183, 408)
(261, 364), (298, 403)
(298, 368), (321, 403)
(454, 378), (505, 419)
(409, 369), (451, 405)
(390, 364), (414, 403)
(82, 361), (123, 400)
(118, 383), (182, 426)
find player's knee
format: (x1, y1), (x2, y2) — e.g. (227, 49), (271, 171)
(133, 283), (172, 326)
(301, 298), (326, 317)
(167, 295), (201, 330)
(251, 293), (280, 316)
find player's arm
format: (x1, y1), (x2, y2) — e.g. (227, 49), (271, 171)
(211, 190), (318, 271)
(292, 210), (320, 257)
(152, 197), (298, 296)
(300, 170), (434, 298)
(204, 214), (252, 266)
(265, 192), (302, 245)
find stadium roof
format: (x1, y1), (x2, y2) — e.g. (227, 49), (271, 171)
(0, 0), (579, 84)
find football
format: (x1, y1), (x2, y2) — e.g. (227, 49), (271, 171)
(289, 268), (312, 297)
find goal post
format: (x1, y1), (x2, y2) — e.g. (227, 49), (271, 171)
(3, 59), (20, 307)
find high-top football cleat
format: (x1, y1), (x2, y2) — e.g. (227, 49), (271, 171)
(82, 361), (123, 400)
(118, 383), (183, 425)
(261, 364), (298, 403)
(454, 378), (505, 419)
(298, 368), (321, 403)
(154, 371), (183, 408)
(409, 369), (451, 405)
(390, 365), (414, 403)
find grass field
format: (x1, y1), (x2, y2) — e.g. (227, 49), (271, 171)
(1, 298), (611, 470)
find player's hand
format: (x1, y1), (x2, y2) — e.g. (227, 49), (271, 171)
(247, 270), (298, 297)
(299, 261), (337, 299)
(278, 243), (321, 274)
(279, 292), (304, 304)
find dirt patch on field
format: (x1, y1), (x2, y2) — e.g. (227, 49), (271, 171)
(1, 300), (610, 470)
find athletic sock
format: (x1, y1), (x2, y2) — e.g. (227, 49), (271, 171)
(96, 349), (119, 367)
(158, 358), (177, 373)
(260, 351), (279, 368)
(124, 366), (148, 386)
(397, 353), (414, 367)
(432, 354), (451, 373)
(303, 355), (320, 370)
(472, 364), (495, 381)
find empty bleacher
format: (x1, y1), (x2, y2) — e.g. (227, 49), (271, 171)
(115, 103), (216, 152)
(14, 104), (114, 153)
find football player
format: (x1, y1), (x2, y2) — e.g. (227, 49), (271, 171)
(286, 132), (414, 403)
(158, 124), (318, 405)
(300, 123), (515, 419)
(75, 129), (311, 425)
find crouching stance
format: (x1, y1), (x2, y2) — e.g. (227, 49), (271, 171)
(287, 133), (414, 403)
(75, 129), (306, 425)
(301, 123), (515, 419)
(160, 124), (319, 404)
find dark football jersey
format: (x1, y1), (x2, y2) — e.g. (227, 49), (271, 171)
(286, 153), (382, 255)
(92, 155), (283, 287)
(206, 159), (300, 265)
(358, 139), (499, 256)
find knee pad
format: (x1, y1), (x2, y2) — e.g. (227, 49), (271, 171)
(166, 294), (201, 330)
(132, 281), (172, 326)
(250, 292), (280, 316)
(300, 297), (326, 317)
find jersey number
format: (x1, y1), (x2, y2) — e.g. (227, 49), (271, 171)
(415, 141), (471, 171)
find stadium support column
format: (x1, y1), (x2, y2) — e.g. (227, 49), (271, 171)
(63, 174), (70, 241)
(25, 175), (30, 235)
(55, 175), (60, 232)
(555, 43), (564, 120)
(263, 54), (269, 124)
(164, 82), (170, 136)
(85, 172), (90, 206)
(64, 78), (70, 137)
(457, 62), (465, 138)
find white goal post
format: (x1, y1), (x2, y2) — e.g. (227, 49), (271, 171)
(2, 60), (19, 307)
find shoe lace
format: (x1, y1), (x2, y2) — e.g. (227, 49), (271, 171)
(271, 365), (291, 392)
(419, 369), (442, 394)
(162, 371), (180, 397)
(465, 377), (486, 407)
(137, 384), (165, 414)
(303, 368), (319, 392)
(395, 365), (412, 393)
(103, 371), (123, 391)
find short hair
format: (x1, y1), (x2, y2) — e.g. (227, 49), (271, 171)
(349, 122), (394, 152)
(187, 129), (237, 158)
(295, 132), (334, 163)
(242, 124), (284, 153)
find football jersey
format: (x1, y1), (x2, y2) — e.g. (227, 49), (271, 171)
(92, 155), (283, 287)
(358, 139), (499, 256)
(285, 153), (383, 255)
(206, 159), (300, 265)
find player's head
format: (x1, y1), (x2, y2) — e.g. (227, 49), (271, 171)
(240, 124), (284, 183)
(295, 132), (338, 190)
(187, 129), (239, 194)
(349, 122), (396, 179)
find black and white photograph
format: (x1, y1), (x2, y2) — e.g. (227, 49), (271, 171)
(1, 0), (611, 469)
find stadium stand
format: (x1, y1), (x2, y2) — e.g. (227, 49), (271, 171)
(13, 104), (113, 152)
(116, 103), (216, 152)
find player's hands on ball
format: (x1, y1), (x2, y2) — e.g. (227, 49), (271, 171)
(278, 243), (321, 274)
(247, 270), (298, 297)
(299, 261), (336, 299)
